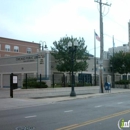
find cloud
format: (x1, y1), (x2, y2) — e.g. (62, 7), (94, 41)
(0, 0), (129, 57)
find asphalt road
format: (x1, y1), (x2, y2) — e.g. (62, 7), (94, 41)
(0, 92), (130, 130)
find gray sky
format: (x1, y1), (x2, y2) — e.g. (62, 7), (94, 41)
(0, 0), (129, 57)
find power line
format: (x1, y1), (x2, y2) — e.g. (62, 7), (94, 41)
(105, 16), (127, 30)
(88, 46), (100, 52)
(104, 33), (127, 44)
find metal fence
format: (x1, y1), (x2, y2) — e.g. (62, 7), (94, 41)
(22, 73), (93, 88)
(51, 73), (93, 87)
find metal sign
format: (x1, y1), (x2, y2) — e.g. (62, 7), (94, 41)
(13, 76), (17, 84)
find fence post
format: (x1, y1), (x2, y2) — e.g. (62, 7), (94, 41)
(52, 74), (54, 88)
(40, 74), (41, 87)
(66, 76), (67, 87)
(26, 73), (27, 89)
(83, 75), (85, 86)
(63, 74), (65, 87)
(10, 73), (13, 98)
(82, 75), (84, 86)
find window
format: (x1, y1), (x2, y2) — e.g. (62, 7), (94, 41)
(14, 46), (19, 52)
(5, 45), (10, 51)
(27, 48), (32, 53)
(0, 44), (1, 50)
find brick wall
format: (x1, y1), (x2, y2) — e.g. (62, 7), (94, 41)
(0, 37), (40, 57)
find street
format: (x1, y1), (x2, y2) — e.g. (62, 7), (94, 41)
(0, 92), (130, 130)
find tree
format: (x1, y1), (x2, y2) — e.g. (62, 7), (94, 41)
(51, 36), (89, 73)
(110, 51), (130, 75)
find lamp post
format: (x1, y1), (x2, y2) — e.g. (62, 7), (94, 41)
(39, 41), (47, 51)
(68, 40), (78, 97)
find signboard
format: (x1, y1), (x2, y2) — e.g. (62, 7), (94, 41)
(13, 76), (17, 84)
(16, 54), (44, 62)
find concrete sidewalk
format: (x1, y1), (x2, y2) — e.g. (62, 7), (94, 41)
(0, 86), (100, 99)
(0, 87), (130, 111)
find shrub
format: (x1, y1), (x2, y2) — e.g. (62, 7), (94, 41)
(115, 80), (129, 85)
(22, 77), (48, 89)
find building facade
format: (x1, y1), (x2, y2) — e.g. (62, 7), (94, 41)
(0, 49), (124, 88)
(128, 20), (130, 49)
(0, 51), (51, 88)
(0, 37), (40, 57)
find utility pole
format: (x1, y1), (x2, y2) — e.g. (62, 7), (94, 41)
(112, 36), (115, 88)
(94, 0), (111, 93)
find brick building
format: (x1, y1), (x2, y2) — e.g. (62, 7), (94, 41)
(0, 37), (41, 57)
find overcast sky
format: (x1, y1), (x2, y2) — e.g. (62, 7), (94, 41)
(0, 0), (129, 57)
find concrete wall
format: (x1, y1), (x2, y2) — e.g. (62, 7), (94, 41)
(3, 74), (10, 88)
(0, 51), (51, 88)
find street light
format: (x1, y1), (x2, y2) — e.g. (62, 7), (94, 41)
(68, 40), (78, 97)
(39, 41), (47, 51)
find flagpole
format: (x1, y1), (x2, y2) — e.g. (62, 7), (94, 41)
(94, 30), (96, 86)
(113, 35), (114, 56)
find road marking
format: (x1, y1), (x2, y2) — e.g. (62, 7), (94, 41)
(25, 115), (37, 118)
(95, 105), (103, 108)
(117, 102), (123, 104)
(56, 109), (130, 130)
(64, 110), (73, 113)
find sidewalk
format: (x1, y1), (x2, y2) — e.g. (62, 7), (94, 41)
(0, 86), (100, 99)
(0, 86), (130, 111)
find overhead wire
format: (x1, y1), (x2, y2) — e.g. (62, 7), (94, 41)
(105, 16), (127, 30)
(104, 33), (127, 44)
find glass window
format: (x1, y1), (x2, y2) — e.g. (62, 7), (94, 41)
(14, 46), (19, 52)
(27, 48), (32, 53)
(5, 45), (10, 51)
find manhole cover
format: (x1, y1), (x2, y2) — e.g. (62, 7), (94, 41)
(15, 126), (35, 130)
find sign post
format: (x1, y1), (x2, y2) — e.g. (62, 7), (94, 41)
(10, 73), (18, 98)
(10, 73), (13, 98)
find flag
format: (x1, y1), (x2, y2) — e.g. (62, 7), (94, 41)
(95, 32), (100, 42)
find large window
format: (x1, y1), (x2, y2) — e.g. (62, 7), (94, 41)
(27, 48), (32, 53)
(5, 45), (10, 51)
(14, 46), (19, 52)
